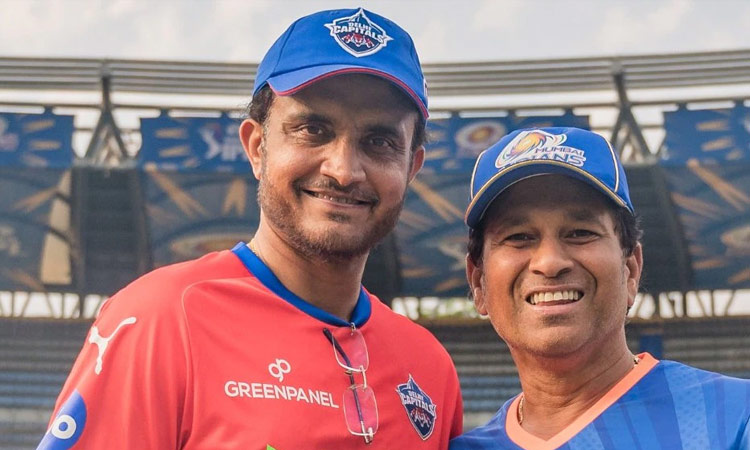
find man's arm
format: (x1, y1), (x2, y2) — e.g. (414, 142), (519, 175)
(37, 284), (191, 449)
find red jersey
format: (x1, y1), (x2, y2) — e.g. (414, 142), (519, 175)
(39, 243), (463, 449)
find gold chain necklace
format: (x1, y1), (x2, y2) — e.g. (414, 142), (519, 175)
(248, 239), (265, 261)
(518, 354), (639, 425)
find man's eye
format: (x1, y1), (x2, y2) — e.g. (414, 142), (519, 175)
(569, 229), (596, 238)
(303, 125), (324, 135)
(369, 136), (392, 148)
(505, 233), (533, 242)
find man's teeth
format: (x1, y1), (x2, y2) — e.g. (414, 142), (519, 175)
(312, 192), (361, 205)
(529, 290), (581, 305)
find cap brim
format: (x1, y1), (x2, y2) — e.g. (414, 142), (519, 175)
(465, 160), (632, 228)
(265, 64), (428, 118)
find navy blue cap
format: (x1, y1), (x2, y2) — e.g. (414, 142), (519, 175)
(466, 127), (634, 228)
(253, 7), (428, 118)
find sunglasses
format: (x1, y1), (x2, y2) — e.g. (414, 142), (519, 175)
(323, 327), (379, 444)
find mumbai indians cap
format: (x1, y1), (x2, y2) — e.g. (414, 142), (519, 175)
(253, 7), (428, 118)
(465, 127), (634, 228)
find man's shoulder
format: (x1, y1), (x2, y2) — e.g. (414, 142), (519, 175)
(449, 398), (515, 447)
(100, 248), (249, 317)
(367, 300), (459, 367)
(651, 359), (750, 415)
(370, 299), (442, 342)
(658, 358), (750, 386)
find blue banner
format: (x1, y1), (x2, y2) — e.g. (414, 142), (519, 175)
(139, 112), (249, 173)
(0, 168), (73, 290)
(423, 112), (589, 174)
(661, 105), (750, 289)
(141, 170), (259, 267)
(663, 104), (750, 163)
(0, 111), (74, 168)
(395, 172), (472, 297)
(660, 161), (750, 289)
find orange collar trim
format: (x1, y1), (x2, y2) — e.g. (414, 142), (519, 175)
(506, 353), (658, 450)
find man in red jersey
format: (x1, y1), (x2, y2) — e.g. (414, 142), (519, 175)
(40, 7), (463, 449)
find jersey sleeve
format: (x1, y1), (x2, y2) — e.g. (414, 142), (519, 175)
(37, 273), (193, 449)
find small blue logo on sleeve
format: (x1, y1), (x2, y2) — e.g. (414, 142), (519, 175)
(396, 375), (437, 440)
(37, 390), (87, 450)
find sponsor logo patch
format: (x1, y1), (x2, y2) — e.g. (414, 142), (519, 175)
(267, 358), (291, 382)
(324, 8), (393, 57)
(396, 375), (436, 440)
(88, 316), (137, 375)
(495, 130), (586, 169)
(224, 358), (339, 409)
(38, 390), (87, 449)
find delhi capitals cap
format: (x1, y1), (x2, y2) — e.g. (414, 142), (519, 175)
(253, 7), (429, 118)
(465, 127), (634, 228)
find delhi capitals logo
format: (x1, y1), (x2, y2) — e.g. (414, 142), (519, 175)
(495, 129), (586, 169)
(396, 375), (437, 440)
(324, 8), (393, 58)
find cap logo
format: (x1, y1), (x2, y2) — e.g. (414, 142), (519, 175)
(324, 8), (393, 58)
(495, 130), (586, 169)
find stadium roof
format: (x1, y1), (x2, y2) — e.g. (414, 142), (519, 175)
(2, 49), (750, 97)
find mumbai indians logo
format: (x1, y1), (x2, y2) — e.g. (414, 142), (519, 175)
(495, 130), (586, 169)
(324, 8), (393, 57)
(396, 375), (436, 440)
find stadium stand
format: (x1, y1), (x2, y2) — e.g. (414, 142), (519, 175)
(0, 318), (89, 449)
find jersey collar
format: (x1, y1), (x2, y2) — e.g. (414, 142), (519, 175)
(231, 242), (371, 328)
(506, 352), (659, 450)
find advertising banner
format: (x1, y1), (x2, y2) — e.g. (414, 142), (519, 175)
(0, 169), (73, 290)
(139, 112), (249, 173)
(0, 111), (74, 168)
(663, 104), (750, 163)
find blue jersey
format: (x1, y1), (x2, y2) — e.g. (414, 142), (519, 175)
(450, 354), (750, 449)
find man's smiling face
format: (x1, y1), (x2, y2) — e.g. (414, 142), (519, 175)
(468, 175), (642, 358)
(250, 74), (423, 260)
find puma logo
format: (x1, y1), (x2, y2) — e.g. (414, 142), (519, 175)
(88, 317), (137, 375)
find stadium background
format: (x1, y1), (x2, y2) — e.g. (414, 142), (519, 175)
(3, 3), (750, 447)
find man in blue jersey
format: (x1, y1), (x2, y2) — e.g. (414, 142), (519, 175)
(450, 127), (750, 449)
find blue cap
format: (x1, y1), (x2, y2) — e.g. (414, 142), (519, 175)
(465, 127), (633, 228)
(253, 7), (428, 118)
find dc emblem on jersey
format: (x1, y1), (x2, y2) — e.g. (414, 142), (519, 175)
(324, 8), (393, 58)
(396, 375), (437, 440)
(495, 129), (586, 169)
(37, 390), (87, 449)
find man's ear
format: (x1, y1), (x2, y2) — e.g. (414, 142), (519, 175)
(239, 119), (263, 180)
(466, 254), (488, 316)
(625, 242), (644, 308)
(407, 145), (425, 183)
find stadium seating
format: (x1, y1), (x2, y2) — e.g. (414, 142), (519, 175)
(0, 318), (89, 449)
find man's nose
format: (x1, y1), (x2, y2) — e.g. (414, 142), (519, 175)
(528, 237), (574, 278)
(319, 139), (366, 187)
